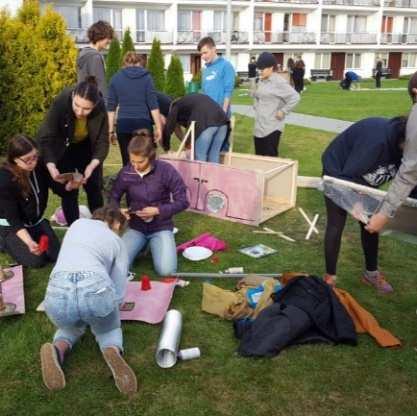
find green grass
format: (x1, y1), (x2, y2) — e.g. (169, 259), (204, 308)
(233, 78), (411, 121)
(1, 116), (417, 416)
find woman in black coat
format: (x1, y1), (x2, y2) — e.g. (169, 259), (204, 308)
(0, 135), (60, 267)
(37, 77), (109, 225)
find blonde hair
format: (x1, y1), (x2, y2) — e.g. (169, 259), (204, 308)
(122, 52), (145, 68)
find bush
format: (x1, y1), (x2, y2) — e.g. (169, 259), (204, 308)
(106, 37), (121, 84)
(0, 1), (76, 153)
(147, 38), (165, 92)
(120, 28), (135, 64)
(234, 74), (241, 88)
(165, 55), (186, 99)
(191, 70), (201, 85)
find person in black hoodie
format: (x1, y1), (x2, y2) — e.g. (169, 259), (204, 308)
(0, 135), (60, 267)
(107, 52), (162, 166)
(163, 93), (229, 163)
(321, 116), (407, 292)
(37, 77), (109, 226)
(77, 20), (114, 100)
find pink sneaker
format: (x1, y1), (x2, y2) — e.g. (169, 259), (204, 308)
(361, 272), (393, 294)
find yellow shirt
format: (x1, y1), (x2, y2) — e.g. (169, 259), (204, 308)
(73, 118), (88, 143)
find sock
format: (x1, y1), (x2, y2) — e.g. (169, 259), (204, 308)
(365, 270), (379, 278)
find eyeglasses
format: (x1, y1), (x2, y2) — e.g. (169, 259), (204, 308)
(18, 152), (39, 165)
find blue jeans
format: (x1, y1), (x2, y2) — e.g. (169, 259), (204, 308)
(195, 125), (228, 163)
(122, 228), (177, 276)
(44, 271), (123, 352)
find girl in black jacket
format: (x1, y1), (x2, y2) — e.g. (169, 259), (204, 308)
(37, 77), (109, 225)
(0, 135), (60, 267)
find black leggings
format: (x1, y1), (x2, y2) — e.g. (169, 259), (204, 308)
(254, 130), (282, 157)
(0, 219), (60, 268)
(324, 196), (379, 275)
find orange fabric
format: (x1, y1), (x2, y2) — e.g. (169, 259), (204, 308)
(333, 288), (401, 348)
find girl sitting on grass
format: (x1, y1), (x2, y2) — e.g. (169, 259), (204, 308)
(40, 205), (137, 395)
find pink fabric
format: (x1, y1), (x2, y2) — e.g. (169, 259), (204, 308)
(120, 280), (176, 324)
(1, 266), (25, 315)
(176, 233), (227, 253)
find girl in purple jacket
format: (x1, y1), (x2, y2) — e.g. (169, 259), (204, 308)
(110, 130), (189, 275)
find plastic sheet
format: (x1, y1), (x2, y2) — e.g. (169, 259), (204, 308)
(322, 176), (417, 244)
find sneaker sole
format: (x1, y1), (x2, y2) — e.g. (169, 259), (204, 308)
(103, 348), (138, 395)
(40, 343), (66, 391)
(361, 277), (393, 294)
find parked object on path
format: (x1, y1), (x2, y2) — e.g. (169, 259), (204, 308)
(155, 309), (183, 368)
(161, 123), (297, 226)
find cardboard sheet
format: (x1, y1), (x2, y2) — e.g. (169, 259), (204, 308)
(1, 266), (25, 316)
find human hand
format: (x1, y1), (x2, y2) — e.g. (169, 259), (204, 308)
(365, 212), (389, 233)
(47, 164), (66, 184)
(110, 132), (117, 145)
(120, 208), (131, 220)
(276, 110), (285, 120)
(154, 128), (162, 144)
(27, 240), (42, 256)
(136, 206), (159, 219)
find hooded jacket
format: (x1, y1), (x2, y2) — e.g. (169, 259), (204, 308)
(322, 117), (405, 187)
(107, 67), (158, 134)
(77, 47), (107, 99)
(37, 87), (109, 165)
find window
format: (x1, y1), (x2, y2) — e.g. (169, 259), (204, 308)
(347, 15), (366, 32)
(233, 12), (239, 31)
(284, 52), (303, 67)
(402, 53), (417, 68)
(179, 55), (191, 72)
(55, 5), (81, 29)
(321, 14), (335, 33)
(381, 16), (393, 33)
(404, 17), (417, 34)
(147, 10), (164, 31)
(346, 53), (361, 68)
(93, 8), (122, 38)
(213, 11), (225, 32)
(292, 13), (307, 27)
(254, 13), (263, 31)
(314, 53), (331, 69)
(178, 10), (201, 31)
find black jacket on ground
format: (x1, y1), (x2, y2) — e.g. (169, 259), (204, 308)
(322, 117), (405, 187)
(162, 93), (229, 150)
(37, 87), (109, 165)
(0, 165), (49, 232)
(234, 276), (357, 357)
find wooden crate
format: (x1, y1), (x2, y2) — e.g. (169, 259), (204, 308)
(160, 151), (298, 226)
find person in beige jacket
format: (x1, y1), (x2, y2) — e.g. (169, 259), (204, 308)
(250, 52), (300, 157)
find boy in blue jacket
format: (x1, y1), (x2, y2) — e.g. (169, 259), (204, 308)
(322, 116), (407, 293)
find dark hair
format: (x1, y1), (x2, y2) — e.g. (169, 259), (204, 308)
(87, 20), (114, 44)
(4, 134), (38, 197)
(197, 36), (216, 51)
(376, 61), (383, 70)
(408, 71), (417, 103)
(73, 76), (101, 105)
(392, 116), (408, 146)
(92, 204), (127, 232)
(128, 129), (156, 161)
(251, 56), (256, 61)
(287, 58), (295, 69)
(122, 52), (145, 68)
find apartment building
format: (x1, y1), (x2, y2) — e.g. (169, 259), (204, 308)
(2, 0), (417, 80)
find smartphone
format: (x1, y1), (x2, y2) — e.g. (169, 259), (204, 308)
(119, 302), (135, 312)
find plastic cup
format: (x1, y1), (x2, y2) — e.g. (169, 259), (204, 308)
(38, 235), (49, 253)
(178, 347), (201, 361)
(141, 275), (152, 291)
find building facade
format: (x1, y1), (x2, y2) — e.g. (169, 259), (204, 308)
(2, 0), (417, 80)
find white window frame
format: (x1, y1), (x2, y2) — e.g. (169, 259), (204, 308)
(314, 53), (331, 69)
(402, 53), (417, 68)
(346, 53), (361, 69)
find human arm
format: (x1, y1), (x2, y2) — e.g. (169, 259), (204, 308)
(91, 104), (110, 164)
(222, 63), (235, 113)
(109, 239), (129, 304)
(274, 80), (300, 119)
(146, 78), (162, 142)
(16, 228), (41, 255)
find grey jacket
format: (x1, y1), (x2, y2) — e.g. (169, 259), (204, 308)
(77, 47), (107, 99)
(250, 72), (300, 137)
(379, 103), (417, 217)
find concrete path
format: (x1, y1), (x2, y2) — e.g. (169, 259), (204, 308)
(232, 104), (353, 134)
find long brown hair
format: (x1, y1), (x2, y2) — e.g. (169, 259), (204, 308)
(128, 129), (157, 161)
(92, 205), (127, 234)
(3, 134), (38, 197)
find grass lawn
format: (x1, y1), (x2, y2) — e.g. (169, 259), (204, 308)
(1, 116), (417, 416)
(233, 78), (411, 122)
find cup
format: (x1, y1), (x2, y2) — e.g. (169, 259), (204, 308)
(38, 235), (49, 253)
(141, 275), (152, 291)
(178, 347), (201, 361)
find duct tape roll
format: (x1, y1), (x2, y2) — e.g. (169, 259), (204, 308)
(155, 309), (183, 368)
(178, 347), (201, 361)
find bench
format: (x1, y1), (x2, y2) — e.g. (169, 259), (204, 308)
(372, 67), (392, 79)
(310, 69), (333, 81)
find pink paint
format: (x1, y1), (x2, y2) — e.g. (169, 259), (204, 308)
(1, 266), (25, 315)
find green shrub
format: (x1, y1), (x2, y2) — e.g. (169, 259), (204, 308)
(147, 38), (165, 91)
(106, 37), (121, 84)
(165, 55), (186, 99)
(191, 70), (201, 84)
(120, 28), (135, 64)
(0, 1), (76, 153)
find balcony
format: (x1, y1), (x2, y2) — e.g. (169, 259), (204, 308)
(177, 31), (203, 44)
(176, 31), (249, 44)
(323, 0), (379, 5)
(384, 0), (417, 6)
(67, 28), (88, 43)
(254, 31), (316, 44)
(255, 0), (318, 3)
(320, 32), (377, 43)
(136, 31), (173, 44)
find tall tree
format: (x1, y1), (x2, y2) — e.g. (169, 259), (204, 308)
(147, 38), (165, 91)
(165, 55), (186, 98)
(120, 28), (135, 64)
(106, 37), (121, 84)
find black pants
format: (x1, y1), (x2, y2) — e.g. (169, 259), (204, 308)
(50, 140), (103, 225)
(324, 196), (379, 275)
(0, 219), (60, 268)
(375, 75), (381, 88)
(254, 130), (282, 157)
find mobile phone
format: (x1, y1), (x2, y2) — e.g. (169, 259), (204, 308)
(119, 302), (135, 312)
